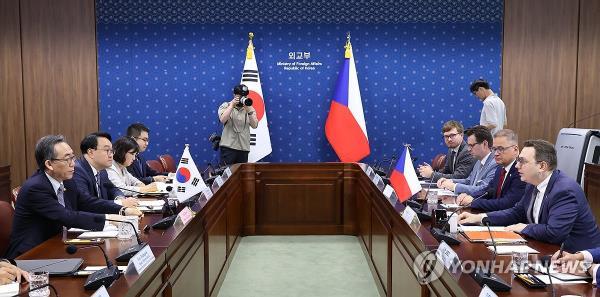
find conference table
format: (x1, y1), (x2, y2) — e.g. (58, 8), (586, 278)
(16, 163), (599, 296)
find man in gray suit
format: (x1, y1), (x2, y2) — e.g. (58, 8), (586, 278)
(437, 125), (499, 196)
(418, 120), (476, 182)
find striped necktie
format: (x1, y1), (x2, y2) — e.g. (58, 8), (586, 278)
(57, 184), (65, 207)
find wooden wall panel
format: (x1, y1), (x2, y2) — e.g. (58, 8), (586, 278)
(502, 0), (579, 143)
(19, 0), (99, 174)
(0, 0), (26, 188)
(576, 0), (600, 129)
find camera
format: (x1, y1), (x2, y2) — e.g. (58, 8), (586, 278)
(209, 133), (221, 151)
(233, 84), (252, 107)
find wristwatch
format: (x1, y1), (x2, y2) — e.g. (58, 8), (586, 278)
(581, 260), (593, 277)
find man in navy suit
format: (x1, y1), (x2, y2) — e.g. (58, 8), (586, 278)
(551, 247), (600, 287)
(73, 132), (138, 207)
(456, 129), (527, 211)
(459, 139), (600, 252)
(126, 123), (168, 184)
(437, 125), (499, 196)
(6, 135), (143, 259)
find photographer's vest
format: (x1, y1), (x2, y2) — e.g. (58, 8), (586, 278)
(218, 102), (251, 151)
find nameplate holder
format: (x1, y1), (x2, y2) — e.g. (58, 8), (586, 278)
(478, 285), (498, 297)
(223, 167), (232, 179)
(126, 244), (155, 275)
(174, 206), (194, 226)
(435, 241), (461, 274)
(382, 185), (395, 199)
(372, 173), (383, 185)
(401, 206), (421, 233)
(366, 166), (375, 179)
(211, 175), (223, 192)
(199, 186), (213, 201)
(91, 285), (110, 297)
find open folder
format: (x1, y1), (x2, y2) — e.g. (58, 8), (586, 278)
(462, 230), (527, 244)
(15, 258), (83, 275)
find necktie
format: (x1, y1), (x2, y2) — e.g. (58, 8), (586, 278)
(495, 168), (507, 198)
(528, 188), (540, 224)
(57, 184), (65, 207)
(450, 151), (457, 172)
(95, 173), (102, 199)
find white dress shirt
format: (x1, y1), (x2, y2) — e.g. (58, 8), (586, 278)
(106, 161), (143, 196)
(532, 172), (553, 224)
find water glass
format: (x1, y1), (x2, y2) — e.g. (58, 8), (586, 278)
(29, 271), (49, 297)
(117, 216), (139, 240)
(511, 251), (529, 273)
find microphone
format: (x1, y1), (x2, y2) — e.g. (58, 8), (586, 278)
(540, 255), (555, 297)
(104, 219), (147, 262)
(11, 283), (59, 297)
(470, 217), (511, 292)
(430, 189), (491, 245)
(150, 196), (178, 230)
(65, 244), (119, 290)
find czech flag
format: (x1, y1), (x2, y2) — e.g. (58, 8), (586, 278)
(325, 35), (370, 162)
(390, 147), (422, 202)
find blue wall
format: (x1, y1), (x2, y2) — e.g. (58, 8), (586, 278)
(96, 0), (503, 168)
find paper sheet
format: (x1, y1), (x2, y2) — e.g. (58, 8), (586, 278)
(77, 231), (119, 239)
(529, 263), (592, 281)
(459, 226), (506, 232)
(533, 274), (588, 285)
(486, 245), (539, 254)
(0, 282), (19, 297)
(68, 224), (118, 233)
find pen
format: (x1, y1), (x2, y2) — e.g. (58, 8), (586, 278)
(558, 242), (565, 259)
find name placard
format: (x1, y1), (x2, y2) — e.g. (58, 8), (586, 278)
(382, 185), (395, 199)
(200, 186), (213, 200)
(365, 166), (375, 178)
(126, 244), (155, 275)
(478, 285), (498, 297)
(223, 167), (232, 179)
(435, 241), (461, 274)
(91, 285), (110, 297)
(175, 206), (194, 226)
(214, 175), (224, 187)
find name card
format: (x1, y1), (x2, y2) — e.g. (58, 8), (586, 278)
(478, 285), (498, 297)
(372, 173), (383, 184)
(223, 167), (232, 179)
(383, 185), (395, 199)
(91, 285), (110, 297)
(175, 206), (194, 226)
(200, 186), (213, 200)
(214, 175), (224, 187)
(402, 206), (421, 233)
(366, 166), (375, 179)
(435, 241), (461, 274)
(126, 244), (155, 275)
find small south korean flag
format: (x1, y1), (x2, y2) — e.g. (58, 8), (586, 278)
(174, 144), (207, 202)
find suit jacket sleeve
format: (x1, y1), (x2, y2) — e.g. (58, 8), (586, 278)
(72, 167), (96, 199)
(27, 185), (105, 231)
(431, 150), (476, 181)
(486, 194), (528, 226)
(454, 163), (497, 196)
(521, 188), (579, 245)
(471, 175), (527, 212)
(76, 189), (122, 215)
(585, 247), (600, 263)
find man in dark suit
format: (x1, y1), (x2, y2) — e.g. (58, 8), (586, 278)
(551, 247), (600, 287)
(73, 132), (138, 207)
(418, 120), (476, 182)
(459, 139), (600, 252)
(456, 129), (527, 211)
(126, 123), (168, 184)
(6, 135), (143, 259)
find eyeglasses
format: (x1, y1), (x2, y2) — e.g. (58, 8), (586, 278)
(95, 148), (114, 156)
(443, 133), (460, 140)
(51, 155), (76, 165)
(466, 142), (482, 149)
(516, 157), (542, 165)
(491, 145), (517, 154)
(135, 137), (149, 143)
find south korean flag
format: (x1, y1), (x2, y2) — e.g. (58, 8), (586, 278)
(174, 145), (207, 202)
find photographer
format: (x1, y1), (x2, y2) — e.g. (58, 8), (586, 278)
(217, 84), (258, 164)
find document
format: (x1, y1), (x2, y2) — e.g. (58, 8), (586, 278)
(486, 245), (539, 254)
(533, 274), (588, 284)
(0, 282), (18, 297)
(529, 262), (592, 281)
(68, 224), (117, 233)
(462, 230), (526, 243)
(429, 188), (457, 196)
(459, 226), (506, 232)
(78, 231), (119, 239)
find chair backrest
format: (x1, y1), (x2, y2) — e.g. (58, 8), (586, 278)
(11, 186), (20, 208)
(146, 160), (165, 174)
(0, 201), (14, 256)
(431, 153), (447, 171)
(159, 154), (177, 173)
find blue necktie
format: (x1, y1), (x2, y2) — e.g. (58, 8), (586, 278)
(57, 184), (65, 207)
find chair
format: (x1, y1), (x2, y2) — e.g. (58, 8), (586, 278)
(0, 201), (14, 256)
(11, 186), (20, 209)
(146, 160), (165, 174)
(431, 154), (447, 171)
(159, 154), (177, 173)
